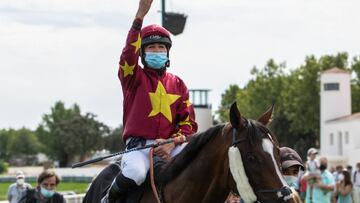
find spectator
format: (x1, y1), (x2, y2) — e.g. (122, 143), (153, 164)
(353, 162), (360, 203)
(19, 170), (66, 203)
(306, 148), (320, 176)
(336, 170), (352, 203)
(280, 147), (304, 203)
(304, 148), (320, 202)
(299, 171), (307, 202)
(332, 165), (344, 203)
(7, 170), (32, 203)
(333, 165), (344, 183)
(280, 147), (304, 190)
(303, 157), (335, 203)
(346, 165), (352, 176)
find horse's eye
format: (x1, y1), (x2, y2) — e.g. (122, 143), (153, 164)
(247, 154), (257, 162)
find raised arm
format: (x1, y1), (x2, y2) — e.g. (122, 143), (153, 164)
(135, 0), (153, 20)
(118, 0), (153, 89)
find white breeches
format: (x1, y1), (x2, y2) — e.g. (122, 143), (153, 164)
(121, 139), (186, 186)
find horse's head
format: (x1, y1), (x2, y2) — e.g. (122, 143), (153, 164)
(228, 102), (294, 203)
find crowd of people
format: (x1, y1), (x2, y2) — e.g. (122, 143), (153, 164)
(7, 170), (65, 203)
(226, 147), (360, 203)
(298, 148), (360, 203)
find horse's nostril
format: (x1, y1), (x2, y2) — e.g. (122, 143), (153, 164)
(282, 186), (292, 195)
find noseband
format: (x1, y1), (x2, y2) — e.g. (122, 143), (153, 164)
(230, 122), (293, 203)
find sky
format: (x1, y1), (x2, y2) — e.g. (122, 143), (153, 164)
(1, 0), (359, 130)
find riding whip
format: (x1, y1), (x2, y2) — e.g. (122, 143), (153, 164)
(72, 138), (177, 168)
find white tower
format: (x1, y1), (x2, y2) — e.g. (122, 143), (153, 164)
(189, 89), (213, 132)
(320, 68), (351, 155)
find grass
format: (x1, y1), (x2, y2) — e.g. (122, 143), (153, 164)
(0, 182), (89, 201)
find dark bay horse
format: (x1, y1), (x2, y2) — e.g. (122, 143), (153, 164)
(83, 103), (295, 203)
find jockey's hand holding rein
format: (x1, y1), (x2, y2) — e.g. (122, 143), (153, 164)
(154, 138), (175, 161)
(154, 134), (187, 161)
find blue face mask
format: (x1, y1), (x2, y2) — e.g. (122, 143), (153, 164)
(284, 175), (299, 190)
(40, 187), (55, 198)
(144, 52), (168, 69)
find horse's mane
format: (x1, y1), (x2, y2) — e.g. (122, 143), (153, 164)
(159, 120), (277, 185)
(161, 124), (225, 185)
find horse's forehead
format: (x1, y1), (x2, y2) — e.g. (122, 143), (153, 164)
(261, 138), (287, 186)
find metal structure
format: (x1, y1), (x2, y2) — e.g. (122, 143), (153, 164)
(161, 0), (187, 35)
(189, 89), (212, 132)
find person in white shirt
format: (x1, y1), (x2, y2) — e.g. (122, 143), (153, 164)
(353, 162), (360, 203)
(7, 171), (32, 203)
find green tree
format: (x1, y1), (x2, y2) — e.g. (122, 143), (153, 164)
(217, 53), (352, 158)
(37, 101), (109, 167)
(104, 126), (125, 153)
(0, 129), (11, 160)
(351, 56), (360, 113)
(216, 84), (241, 122)
(0, 128), (41, 165)
(36, 101), (80, 160)
(7, 128), (41, 156)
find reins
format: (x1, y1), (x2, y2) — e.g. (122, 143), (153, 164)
(149, 148), (162, 203)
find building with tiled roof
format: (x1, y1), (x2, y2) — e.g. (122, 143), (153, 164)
(320, 67), (360, 167)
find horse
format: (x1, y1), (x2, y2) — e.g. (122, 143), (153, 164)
(83, 102), (296, 203)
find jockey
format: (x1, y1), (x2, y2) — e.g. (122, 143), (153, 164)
(104, 0), (198, 202)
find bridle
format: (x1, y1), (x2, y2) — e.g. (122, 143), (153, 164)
(230, 121), (293, 203)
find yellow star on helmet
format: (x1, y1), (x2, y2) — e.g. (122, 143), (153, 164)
(148, 81), (181, 123)
(120, 61), (135, 77)
(131, 34), (141, 54)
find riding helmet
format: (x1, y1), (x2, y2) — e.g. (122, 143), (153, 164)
(140, 24), (172, 68)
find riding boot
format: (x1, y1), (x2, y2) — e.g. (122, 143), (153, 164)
(107, 173), (137, 203)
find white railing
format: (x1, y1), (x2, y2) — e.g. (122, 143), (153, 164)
(63, 194), (85, 203)
(0, 194), (85, 203)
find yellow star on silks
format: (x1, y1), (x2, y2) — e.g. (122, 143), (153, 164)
(179, 115), (193, 130)
(148, 81), (181, 123)
(120, 61), (135, 77)
(185, 100), (192, 107)
(131, 34), (141, 53)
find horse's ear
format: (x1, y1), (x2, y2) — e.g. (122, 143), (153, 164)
(257, 104), (274, 125)
(230, 102), (245, 130)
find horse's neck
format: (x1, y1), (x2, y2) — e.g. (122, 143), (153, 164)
(163, 135), (231, 202)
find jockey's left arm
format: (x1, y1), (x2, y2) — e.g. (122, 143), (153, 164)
(172, 79), (198, 139)
(154, 80), (198, 160)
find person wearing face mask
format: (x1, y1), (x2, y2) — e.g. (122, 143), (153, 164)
(102, 0), (198, 202)
(336, 170), (353, 203)
(280, 147), (304, 189)
(302, 157), (335, 203)
(353, 162), (360, 203)
(280, 147), (304, 203)
(7, 171), (32, 203)
(332, 165), (345, 203)
(19, 170), (65, 203)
